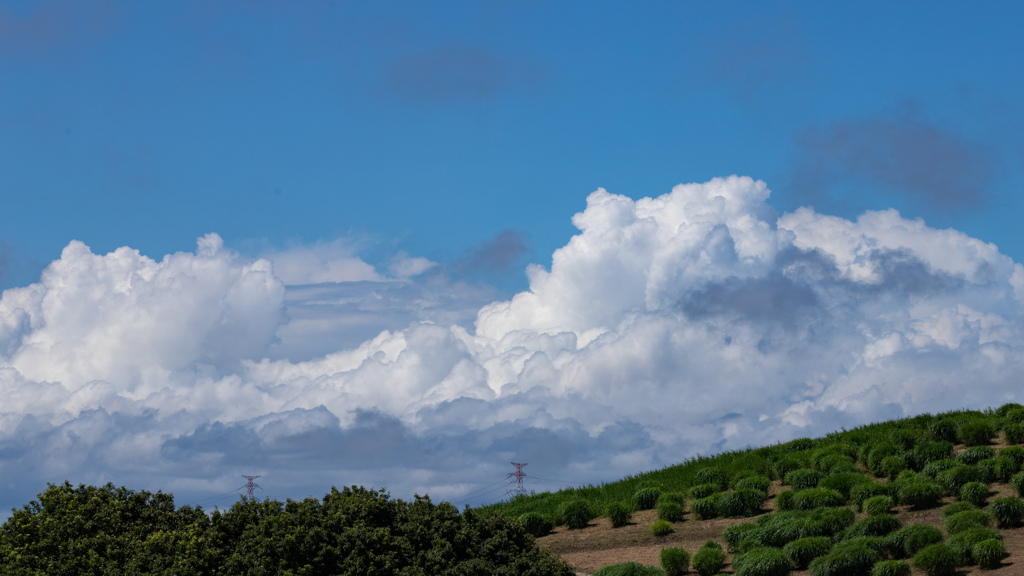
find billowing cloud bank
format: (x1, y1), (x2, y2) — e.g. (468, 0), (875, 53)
(2, 176), (1022, 511)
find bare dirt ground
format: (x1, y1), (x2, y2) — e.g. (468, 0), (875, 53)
(537, 439), (1024, 575)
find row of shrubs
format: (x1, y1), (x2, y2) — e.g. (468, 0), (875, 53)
(520, 460), (1024, 537)
(575, 405), (1024, 576)
(761, 501), (1011, 575)
(592, 541), (726, 576)
(596, 496), (1017, 576)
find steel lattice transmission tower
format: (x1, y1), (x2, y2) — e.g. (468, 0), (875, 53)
(508, 462), (528, 497)
(242, 475), (262, 497)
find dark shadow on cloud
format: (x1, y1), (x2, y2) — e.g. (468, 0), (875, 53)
(679, 246), (966, 351)
(780, 245), (965, 300)
(790, 102), (997, 213)
(0, 1), (120, 59)
(687, 7), (814, 101)
(384, 44), (544, 104)
(0, 239), (11, 288)
(866, 249), (965, 296)
(424, 229), (530, 294)
(682, 272), (820, 328)
(451, 229), (529, 276)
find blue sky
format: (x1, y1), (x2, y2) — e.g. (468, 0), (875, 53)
(2, 1), (1024, 512)
(4, 1), (1022, 290)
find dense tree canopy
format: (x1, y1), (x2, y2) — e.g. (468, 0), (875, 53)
(0, 482), (574, 576)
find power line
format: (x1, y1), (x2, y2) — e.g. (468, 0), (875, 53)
(190, 485), (247, 507)
(454, 477), (514, 502)
(523, 474), (587, 486)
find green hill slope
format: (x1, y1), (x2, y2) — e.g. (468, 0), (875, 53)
(481, 404), (1024, 575)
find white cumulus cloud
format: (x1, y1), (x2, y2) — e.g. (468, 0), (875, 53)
(1, 176), (1022, 514)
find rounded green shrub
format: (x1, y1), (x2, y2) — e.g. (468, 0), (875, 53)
(889, 523), (943, 558)
(940, 501), (977, 518)
(958, 421), (995, 446)
(560, 499), (594, 530)
(775, 489), (796, 511)
(819, 472), (871, 500)
(731, 469), (757, 486)
(773, 457), (803, 481)
(944, 509), (994, 534)
(996, 402), (1024, 418)
(866, 444), (898, 475)
(735, 475), (772, 494)
(930, 420), (958, 443)
(889, 429), (919, 451)
(518, 512), (554, 536)
(721, 488), (766, 518)
(1004, 407), (1024, 423)
(817, 453), (855, 474)
(896, 481), (942, 509)
(787, 437), (816, 451)
(988, 496), (1024, 528)
(843, 536), (888, 556)
(689, 483), (718, 499)
(660, 546), (690, 576)
(986, 455), (1018, 482)
(593, 562), (664, 576)
(945, 527), (1002, 565)
(892, 469), (920, 486)
(808, 541), (879, 576)
(606, 501), (632, 528)
(1004, 422), (1024, 445)
(692, 541), (726, 576)
(757, 517), (805, 548)
(634, 487), (662, 511)
(863, 495), (894, 516)
(936, 464), (984, 493)
(972, 538), (1005, 570)
(659, 491), (687, 506)
(959, 481), (989, 507)
(792, 487), (845, 510)
(805, 506), (856, 537)
(734, 546), (790, 576)
(650, 519), (673, 536)
(657, 500), (685, 522)
(921, 459), (958, 479)
(1012, 472), (1024, 497)
(785, 469), (825, 490)
(975, 458), (998, 483)
(691, 494), (721, 520)
(695, 467), (728, 491)
(956, 446), (995, 465)
(871, 560), (910, 576)
(723, 522), (762, 553)
(845, 513), (902, 538)
(783, 536), (832, 569)
(851, 482), (892, 510)
(904, 441), (954, 471)
(880, 455), (905, 480)
(1001, 445), (1024, 468)
(814, 443), (858, 463)
(912, 543), (957, 576)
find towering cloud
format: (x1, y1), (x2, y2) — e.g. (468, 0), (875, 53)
(1, 176), (1021, 512)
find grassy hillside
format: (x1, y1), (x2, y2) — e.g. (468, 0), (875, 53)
(481, 404), (1024, 575)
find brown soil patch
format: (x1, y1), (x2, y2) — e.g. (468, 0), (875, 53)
(537, 439), (1024, 575)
